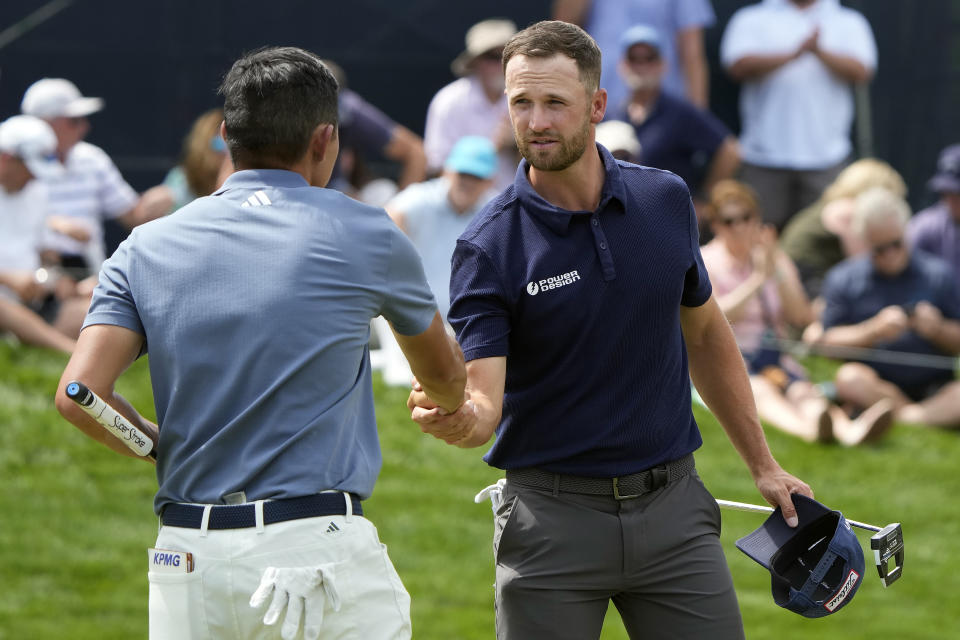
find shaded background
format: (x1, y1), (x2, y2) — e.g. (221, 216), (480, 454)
(1, 0), (958, 223)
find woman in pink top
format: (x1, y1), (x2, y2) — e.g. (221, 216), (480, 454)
(701, 180), (892, 445)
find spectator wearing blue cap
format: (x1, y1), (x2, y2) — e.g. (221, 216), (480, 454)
(370, 137), (498, 387)
(553, 0), (716, 111)
(610, 24), (739, 223)
(908, 144), (960, 286)
(387, 136), (499, 318)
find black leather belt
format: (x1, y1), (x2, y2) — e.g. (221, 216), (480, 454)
(161, 493), (362, 530)
(506, 454), (695, 500)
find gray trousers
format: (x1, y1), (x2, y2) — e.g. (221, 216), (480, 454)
(739, 160), (847, 231)
(493, 469), (744, 640)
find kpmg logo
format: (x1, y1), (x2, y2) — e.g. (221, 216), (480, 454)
(526, 270), (581, 296)
(153, 552), (181, 567)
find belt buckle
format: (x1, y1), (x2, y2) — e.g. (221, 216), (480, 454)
(612, 476), (641, 500)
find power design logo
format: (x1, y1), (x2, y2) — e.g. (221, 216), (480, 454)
(526, 270), (581, 296)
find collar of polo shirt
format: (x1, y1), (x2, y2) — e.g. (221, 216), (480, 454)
(514, 144), (630, 234)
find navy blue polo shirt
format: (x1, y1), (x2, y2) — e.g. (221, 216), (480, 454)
(820, 251), (960, 391)
(611, 92), (729, 198)
(449, 144), (712, 476)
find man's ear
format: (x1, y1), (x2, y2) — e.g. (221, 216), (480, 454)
(311, 123), (336, 161)
(590, 88), (607, 125)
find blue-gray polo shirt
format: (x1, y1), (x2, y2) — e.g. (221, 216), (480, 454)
(84, 169), (437, 513)
(449, 144), (712, 476)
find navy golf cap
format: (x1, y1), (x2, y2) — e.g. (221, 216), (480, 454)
(736, 495), (865, 618)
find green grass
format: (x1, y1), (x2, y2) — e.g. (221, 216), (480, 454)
(1, 341), (958, 638)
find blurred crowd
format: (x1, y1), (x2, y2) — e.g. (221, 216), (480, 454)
(3, 0), (959, 439)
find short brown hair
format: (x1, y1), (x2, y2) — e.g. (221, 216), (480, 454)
(502, 20), (602, 92)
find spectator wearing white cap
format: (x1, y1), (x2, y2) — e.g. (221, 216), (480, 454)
(424, 18), (519, 190)
(21, 78), (148, 273)
(0, 115), (86, 353)
(594, 120), (641, 162)
(372, 136), (499, 386)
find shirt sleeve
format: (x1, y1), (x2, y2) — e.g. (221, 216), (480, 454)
(447, 240), (512, 361)
(83, 236), (145, 338)
(931, 260), (960, 320)
(380, 224), (438, 336)
(818, 266), (851, 329)
(826, 11), (878, 70)
(681, 197), (712, 307)
(719, 9), (758, 68)
(674, 0), (716, 30)
(681, 101), (730, 158)
(423, 88), (455, 172)
(94, 148), (140, 220)
(338, 89), (396, 158)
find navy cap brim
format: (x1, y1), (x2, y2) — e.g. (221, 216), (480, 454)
(735, 494), (832, 570)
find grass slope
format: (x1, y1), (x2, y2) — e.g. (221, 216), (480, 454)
(0, 341), (957, 638)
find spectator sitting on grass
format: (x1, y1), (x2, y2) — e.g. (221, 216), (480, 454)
(818, 187), (960, 428)
(0, 115), (86, 353)
(701, 180), (894, 445)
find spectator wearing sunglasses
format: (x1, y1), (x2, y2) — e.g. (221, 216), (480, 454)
(701, 180), (893, 445)
(819, 187), (960, 428)
(424, 18), (519, 190)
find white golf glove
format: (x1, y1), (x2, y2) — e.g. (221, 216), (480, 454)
(249, 565), (341, 640)
(474, 478), (507, 514)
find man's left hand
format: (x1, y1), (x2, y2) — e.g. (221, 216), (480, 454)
(910, 301), (943, 340)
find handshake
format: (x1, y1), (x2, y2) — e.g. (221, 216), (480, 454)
(407, 378), (482, 447)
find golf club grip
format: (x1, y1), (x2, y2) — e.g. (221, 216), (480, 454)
(716, 499), (880, 532)
(65, 381), (156, 459)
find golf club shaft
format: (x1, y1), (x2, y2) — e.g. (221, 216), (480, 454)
(716, 499), (881, 532)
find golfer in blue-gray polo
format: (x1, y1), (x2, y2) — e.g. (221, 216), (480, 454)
(408, 21), (813, 640)
(57, 47), (466, 640)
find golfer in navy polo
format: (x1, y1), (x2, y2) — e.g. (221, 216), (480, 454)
(57, 47), (466, 640)
(409, 21), (812, 639)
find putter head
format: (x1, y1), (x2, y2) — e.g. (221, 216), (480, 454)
(870, 523), (904, 587)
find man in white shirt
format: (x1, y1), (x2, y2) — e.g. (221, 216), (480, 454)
(21, 78), (145, 273)
(720, 0), (877, 230)
(0, 115), (85, 352)
(424, 18), (518, 190)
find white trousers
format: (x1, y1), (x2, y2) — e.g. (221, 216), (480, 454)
(148, 510), (411, 639)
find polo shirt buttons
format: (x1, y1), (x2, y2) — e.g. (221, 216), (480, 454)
(599, 242), (607, 250)
(591, 218), (599, 226)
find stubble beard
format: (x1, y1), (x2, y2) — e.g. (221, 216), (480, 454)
(517, 113), (592, 172)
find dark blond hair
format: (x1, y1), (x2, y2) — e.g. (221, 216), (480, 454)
(708, 179), (760, 222)
(502, 20), (602, 92)
(180, 108), (225, 197)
